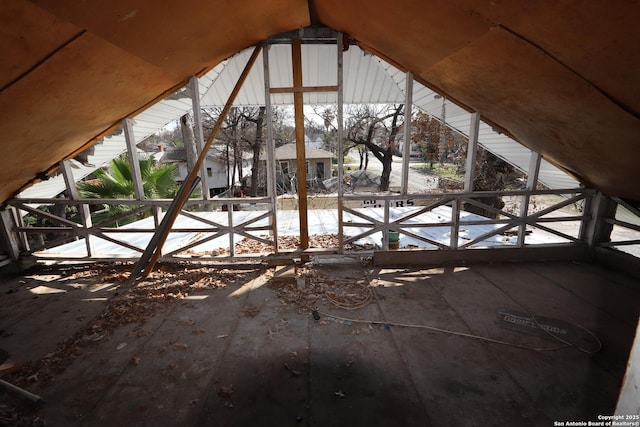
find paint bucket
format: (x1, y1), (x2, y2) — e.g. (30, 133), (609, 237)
(383, 231), (400, 249)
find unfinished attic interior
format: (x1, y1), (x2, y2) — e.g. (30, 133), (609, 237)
(1, 1), (640, 425)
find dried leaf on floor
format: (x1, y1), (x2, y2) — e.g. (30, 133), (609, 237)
(217, 385), (234, 398)
(239, 306), (260, 317)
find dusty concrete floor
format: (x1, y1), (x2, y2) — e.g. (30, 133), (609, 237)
(0, 257), (638, 426)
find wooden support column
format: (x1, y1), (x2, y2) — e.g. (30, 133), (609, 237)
(132, 45), (262, 279)
(123, 119), (145, 201)
(450, 199), (460, 249)
(0, 207), (21, 261)
(583, 192), (617, 248)
(292, 39), (309, 249)
(464, 112), (480, 192)
(189, 76), (210, 199)
(337, 34), (345, 252)
(401, 73), (413, 196)
(61, 160), (94, 256)
(268, 38), (339, 252)
(517, 151), (541, 247)
(263, 43), (279, 252)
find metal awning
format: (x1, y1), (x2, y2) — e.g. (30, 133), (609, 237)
(18, 43), (577, 200)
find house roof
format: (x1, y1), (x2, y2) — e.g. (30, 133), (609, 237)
(3, 1), (640, 202)
(275, 144), (334, 161)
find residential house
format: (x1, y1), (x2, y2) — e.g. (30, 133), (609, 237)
(158, 146), (250, 197)
(257, 143), (334, 193)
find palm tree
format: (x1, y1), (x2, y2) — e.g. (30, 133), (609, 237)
(77, 157), (177, 226)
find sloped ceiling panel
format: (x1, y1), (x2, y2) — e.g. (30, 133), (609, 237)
(2, 0), (640, 203)
(0, 0), (309, 202)
(314, 0), (640, 198)
(421, 27), (640, 193)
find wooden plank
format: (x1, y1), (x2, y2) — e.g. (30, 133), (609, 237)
(123, 118), (144, 200)
(291, 39), (308, 250)
(269, 85), (338, 94)
(373, 245), (590, 267)
(137, 45), (262, 278)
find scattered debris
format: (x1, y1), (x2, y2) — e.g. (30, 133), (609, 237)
(3, 263), (262, 390)
(326, 317), (352, 326)
(173, 343), (188, 351)
(232, 233), (376, 254)
(116, 343), (127, 351)
(284, 363), (301, 377)
(217, 385), (234, 398)
(267, 319), (290, 340)
(239, 306), (260, 318)
(268, 267), (372, 313)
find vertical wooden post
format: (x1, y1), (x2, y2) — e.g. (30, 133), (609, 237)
(464, 112), (480, 192)
(190, 76), (211, 200)
(401, 73), (413, 195)
(583, 192), (616, 248)
(450, 199), (460, 249)
(337, 34), (345, 253)
(61, 160), (94, 256)
(0, 207), (21, 261)
(263, 43), (279, 252)
(517, 151), (541, 247)
(292, 39), (309, 249)
(133, 45), (262, 279)
(123, 118), (145, 201)
(382, 200), (390, 250)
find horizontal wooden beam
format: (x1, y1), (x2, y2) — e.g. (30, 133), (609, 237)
(269, 85), (338, 94)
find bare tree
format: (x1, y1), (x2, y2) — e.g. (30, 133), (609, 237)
(411, 111), (440, 168)
(179, 113), (206, 198)
(241, 107), (266, 196)
(345, 104), (404, 191)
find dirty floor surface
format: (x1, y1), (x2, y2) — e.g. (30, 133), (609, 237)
(0, 258), (638, 426)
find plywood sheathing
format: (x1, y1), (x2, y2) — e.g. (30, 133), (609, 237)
(0, 0), (309, 202)
(456, 0), (640, 117)
(314, 0), (493, 76)
(0, 32), (178, 201)
(421, 27), (640, 196)
(2, 0), (640, 202)
(0, 1), (82, 91)
(315, 0), (640, 198)
(31, 0), (310, 79)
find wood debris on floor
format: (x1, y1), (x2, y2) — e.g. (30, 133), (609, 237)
(267, 265), (373, 313)
(2, 262), (261, 391)
(183, 233), (378, 257)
